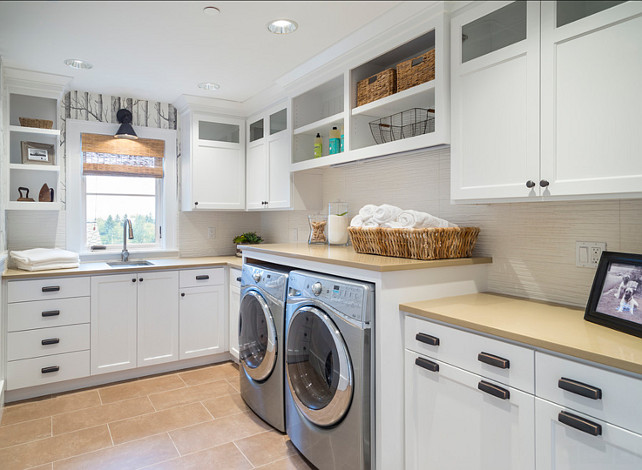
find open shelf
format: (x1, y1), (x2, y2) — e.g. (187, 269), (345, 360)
(9, 125), (60, 136)
(352, 81), (436, 118)
(294, 112), (344, 136)
(5, 201), (61, 211)
(9, 163), (60, 172)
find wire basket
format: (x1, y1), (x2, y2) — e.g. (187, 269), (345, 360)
(369, 108), (434, 145)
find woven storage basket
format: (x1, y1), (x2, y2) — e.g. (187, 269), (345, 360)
(357, 69), (396, 107)
(19, 117), (54, 129)
(396, 49), (435, 92)
(348, 226), (480, 260)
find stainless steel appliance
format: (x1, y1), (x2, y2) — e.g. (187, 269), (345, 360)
(285, 270), (375, 469)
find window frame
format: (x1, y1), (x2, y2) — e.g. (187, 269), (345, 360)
(66, 119), (177, 258)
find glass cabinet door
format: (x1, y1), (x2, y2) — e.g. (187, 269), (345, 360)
(249, 118), (264, 142)
(269, 108), (287, 135)
(198, 120), (240, 144)
(556, 1), (626, 27)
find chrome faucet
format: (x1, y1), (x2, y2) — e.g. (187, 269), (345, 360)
(122, 219), (134, 262)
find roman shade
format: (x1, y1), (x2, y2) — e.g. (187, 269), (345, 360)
(81, 133), (165, 178)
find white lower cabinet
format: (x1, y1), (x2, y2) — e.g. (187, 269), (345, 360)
(405, 350), (535, 470)
(228, 267), (241, 361)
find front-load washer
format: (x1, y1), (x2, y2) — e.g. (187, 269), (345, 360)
(285, 270), (375, 470)
(239, 263), (289, 432)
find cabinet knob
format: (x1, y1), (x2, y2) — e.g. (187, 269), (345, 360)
(181, 293), (185, 297)
(132, 278), (137, 282)
(539, 179), (550, 188)
(194, 201), (199, 206)
(526, 180), (536, 188)
(139, 278), (143, 282)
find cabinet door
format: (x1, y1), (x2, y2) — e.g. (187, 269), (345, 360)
(229, 268), (241, 361)
(137, 270), (179, 367)
(535, 397), (642, 470)
(90, 274), (137, 375)
(540, 1), (642, 196)
(266, 131), (291, 208)
(246, 142), (267, 210)
(451, 1), (541, 200)
(179, 284), (226, 359)
(405, 350), (535, 470)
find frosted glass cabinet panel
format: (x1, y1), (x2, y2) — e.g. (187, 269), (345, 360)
(462, 1), (527, 63)
(556, 1), (626, 27)
(198, 120), (240, 143)
(270, 108), (287, 135)
(249, 118), (264, 142)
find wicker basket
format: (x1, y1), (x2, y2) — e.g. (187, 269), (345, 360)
(19, 117), (53, 129)
(348, 226), (480, 260)
(356, 69), (396, 107)
(396, 49), (435, 92)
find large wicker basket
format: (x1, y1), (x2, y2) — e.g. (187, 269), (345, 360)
(396, 49), (435, 92)
(19, 117), (54, 129)
(348, 226), (480, 260)
(356, 69), (396, 107)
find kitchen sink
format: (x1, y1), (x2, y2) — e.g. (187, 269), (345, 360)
(106, 260), (154, 267)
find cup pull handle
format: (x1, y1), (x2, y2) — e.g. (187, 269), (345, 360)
(42, 310), (60, 317)
(558, 411), (602, 436)
(416, 333), (440, 346)
(42, 286), (60, 292)
(196, 275), (209, 280)
(478, 380), (510, 400)
(558, 377), (602, 400)
(41, 338), (60, 345)
(478, 352), (510, 369)
(415, 356), (439, 373)
(41, 366), (60, 374)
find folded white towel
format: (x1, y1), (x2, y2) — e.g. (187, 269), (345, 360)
(358, 204), (378, 221)
(382, 221), (403, 228)
(14, 261), (80, 272)
(351, 215), (378, 228)
(396, 210), (458, 229)
(10, 248), (80, 266)
(372, 204), (403, 225)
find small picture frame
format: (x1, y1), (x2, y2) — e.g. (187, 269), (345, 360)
(585, 251), (642, 338)
(21, 141), (55, 165)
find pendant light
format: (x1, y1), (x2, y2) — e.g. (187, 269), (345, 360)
(114, 109), (138, 139)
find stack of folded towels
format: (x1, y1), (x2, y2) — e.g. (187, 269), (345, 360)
(350, 204), (458, 229)
(10, 248), (80, 271)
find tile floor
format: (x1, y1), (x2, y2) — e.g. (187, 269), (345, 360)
(0, 362), (315, 470)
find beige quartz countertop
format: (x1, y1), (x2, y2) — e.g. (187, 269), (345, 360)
(240, 243), (492, 272)
(2, 256), (242, 279)
(401, 293), (642, 376)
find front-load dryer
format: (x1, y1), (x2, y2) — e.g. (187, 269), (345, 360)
(285, 270), (375, 470)
(239, 263), (289, 432)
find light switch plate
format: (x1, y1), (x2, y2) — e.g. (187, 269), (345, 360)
(576, 241), (606, 268)
(207, 227), (216, 239)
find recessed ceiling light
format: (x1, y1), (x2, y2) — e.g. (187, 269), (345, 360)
(64, 58), (93, 70)
(267, 19), (298, 34)
(198, 82), (220, 91)
(203, 6), (220, 16)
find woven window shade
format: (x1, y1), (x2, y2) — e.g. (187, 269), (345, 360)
(81, 133), (165, 178)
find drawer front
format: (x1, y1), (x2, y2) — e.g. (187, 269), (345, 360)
(7, 324), (90, 361)
(536, 352), (642, 435)
(230, 268), (241, 288)
(8, 297), (90, 332)
(405, 314), (535, 393)
(6, 350), (90, 391)
(179, 268), (224, 288)
(8, 277), (90, 303)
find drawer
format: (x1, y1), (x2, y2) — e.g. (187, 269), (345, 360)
(8, 277), (90, 303)
(405, 314), (535, 393)
(8, 297), (90, 332)
(230, 268), (242, 288)
(180, 268), (224, 288)
(6, 350), (90, 391)
(536, 351), (642, 435)
(7, 324), (90, 361)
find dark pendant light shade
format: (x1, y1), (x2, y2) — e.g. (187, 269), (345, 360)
(115, 109), (138, 139)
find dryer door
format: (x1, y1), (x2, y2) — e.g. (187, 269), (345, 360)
(286, 305), (353, 427)
(239, 290), (278, 382)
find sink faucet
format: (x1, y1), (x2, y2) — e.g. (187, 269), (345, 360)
(122, 219), (134, 262)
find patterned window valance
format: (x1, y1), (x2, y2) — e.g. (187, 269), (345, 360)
(81, 133), (165, 178)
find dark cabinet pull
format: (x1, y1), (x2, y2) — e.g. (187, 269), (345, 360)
(42, 286), (60, 292)
(194, 201), (199, 206)
(558, 377), (602, 400)
(558, 411), (602, 436)
(526, 180), (536, 188)
(478, 352), (510, 369)
(196, 275), (209, 280)
(540, 179), (550, 187)
(42, 310), (60, 317)
(416, 332), (440, 346)
(181, 293), (185, 297)
(139, 278), (143, 282)
(41, 366), (60, 374)
(132, 278), (137, 282)
(415, 356), (439, 373)
(478, 380), (510, 400)
(236, 277), (242, 282)
(41, 338), (60, 345)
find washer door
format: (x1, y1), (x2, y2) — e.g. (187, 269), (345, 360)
(286, 306), (353, 427)
(239, 290), (277, 382)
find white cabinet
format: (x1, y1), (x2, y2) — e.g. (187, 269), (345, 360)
(179, 107), (245, 211)
(228, 267), (241, 361)
(451, 0), (642, 201)
(179, 268), (226, 359)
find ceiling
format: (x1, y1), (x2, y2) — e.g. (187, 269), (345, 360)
(0, 1), (401, 105)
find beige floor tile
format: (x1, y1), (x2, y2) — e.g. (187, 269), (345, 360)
(0, 425), (111, 470)
(148, 380), (237, 411)
(143, 442), (252, 470)
(169, 411), (271, 455)
(202, 393), (248, 418)
(109, 403), (212, 445)
(26, 463), (53, 470)
(1, 391), (101, 426)
(52, 396), (155, 435)
(226, 374), (242, 392)
(178, 362), (239, 386)
(99, 375), (185, 405)
(254, 454), (316, 470)
(53, 433), (178, 470)
(234, 430), (298, 467)
(0, 417), (51, 449)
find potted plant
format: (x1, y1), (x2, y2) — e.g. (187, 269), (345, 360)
(233, 231), (264, 257)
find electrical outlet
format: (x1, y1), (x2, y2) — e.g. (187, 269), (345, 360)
(207, 227), (216, 239)
(576, 241), (606, 268)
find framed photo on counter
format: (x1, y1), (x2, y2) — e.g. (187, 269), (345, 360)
(21, 141), (55, 165)
(585, 251), (642, 338)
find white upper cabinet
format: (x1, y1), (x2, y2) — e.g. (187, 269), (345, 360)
(451, 0), (642, 202)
